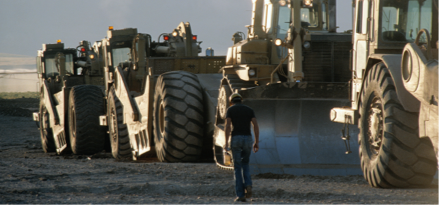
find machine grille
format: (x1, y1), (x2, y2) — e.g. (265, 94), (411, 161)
(303, 41), (351, 83)
(150, 59), (174, 75)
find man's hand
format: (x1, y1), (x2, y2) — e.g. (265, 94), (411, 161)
(253, 142), (259, 153)
(251, 117), (259, 153)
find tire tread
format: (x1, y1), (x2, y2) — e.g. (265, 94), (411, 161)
(153, 71), (204, 162)
(69, 85), (105, 155)
(108, 87), (132, 160)
(358, 63), (437, 188)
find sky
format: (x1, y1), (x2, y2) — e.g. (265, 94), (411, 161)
(0, 0), (353, 57)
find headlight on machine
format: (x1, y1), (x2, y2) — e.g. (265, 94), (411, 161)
(172, 29), (178, 37)
(274, 38), (283, 46)
(248, 68), (256, 77)
(89, 54), (95, 60)
(279, 0), (287, 6)
(303, 41), (311, 49)
(303, 0), (313, 7)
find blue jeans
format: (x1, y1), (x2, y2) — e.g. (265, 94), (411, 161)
(231, 135), (253, 198)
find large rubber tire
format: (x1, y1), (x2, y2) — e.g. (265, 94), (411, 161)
(107, 86), (132, 160)
(153, 71), (204, 162)
(68, 85), (106, 155)
(39, 102), (56, 153)
(358, 62), (437, 188)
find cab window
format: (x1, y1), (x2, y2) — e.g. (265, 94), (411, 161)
(301, 4), (320, 28)
(381, 0), (433, 42)
(276, 5), (291, 58)
(44, 53), (74, 78)
(322, 3), (327, 30)
(277, 5), (291, 39)
(36, 57), (42, 74)
(44, 55), (58, 78)
(65, 54), (74, 75)
(356, 0), (364, 33)
(112, 47), (131, 67)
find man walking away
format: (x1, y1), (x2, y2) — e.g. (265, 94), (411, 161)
(224, 93), (259, 202)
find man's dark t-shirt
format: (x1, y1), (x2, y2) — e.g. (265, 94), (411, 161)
(226, 103), (256, 136)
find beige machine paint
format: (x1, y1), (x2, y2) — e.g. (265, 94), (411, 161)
(213, 0), (359, 175)
(330, 0), (435, 124)
(288, 0), (304, 82)
(34, 41), (104, 154)
(330, 0), (438, 187)
(402, 41), (438, 156)
(98, 24), (226, 160)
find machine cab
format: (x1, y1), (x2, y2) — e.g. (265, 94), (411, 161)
(224, 0), (337, 84)
(352, 0), (438, 108)
(37, 41), (76, 80)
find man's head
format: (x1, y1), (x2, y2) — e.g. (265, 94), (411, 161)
(229, 93), (243, 105)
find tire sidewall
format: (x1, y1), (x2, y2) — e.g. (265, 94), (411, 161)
(359, 77), (382, 167)
(358, 63), (392, 185)
(39, 102), (54, 153)
(152, 71), (205, 162)
(67, 85), (105, 155)
(107, 87), (123, 159)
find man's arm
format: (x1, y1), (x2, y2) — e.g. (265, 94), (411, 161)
(251, 117), (259, 153)
(225, 117), (232, 150)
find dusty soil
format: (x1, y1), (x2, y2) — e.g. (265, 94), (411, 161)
(0, 98), (437, 204)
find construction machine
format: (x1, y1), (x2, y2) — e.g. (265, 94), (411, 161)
(330, 0), (438, 187)
(213, 0), (360, 175)
(97, 23), (225, 161)
(33, 40), (107, 155)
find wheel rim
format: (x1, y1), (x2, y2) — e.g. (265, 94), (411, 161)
(158, 99), (165, 137)
(40, 105), (52, 152)
(218, 87), (228, 119)
(41, 107), (49, 137)
(366, 94), (384, 158)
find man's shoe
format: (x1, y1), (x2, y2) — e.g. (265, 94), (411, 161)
(245, 186), (252, 198)
(234, 197), (246, 202)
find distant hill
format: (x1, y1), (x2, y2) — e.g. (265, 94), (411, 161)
(0, 53), (35, 71)
(0, 53), (37, 92)
(0, 53), (33, 58)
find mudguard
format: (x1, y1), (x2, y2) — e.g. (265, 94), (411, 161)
(112, 66), (151, 158)
(366, 54), (420, 112)
(41, 80), (68, 154)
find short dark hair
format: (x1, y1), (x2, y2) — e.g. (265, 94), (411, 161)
(232, 97), (242, 103)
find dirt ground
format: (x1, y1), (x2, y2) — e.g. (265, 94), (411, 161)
(0, 98), (437, 204)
